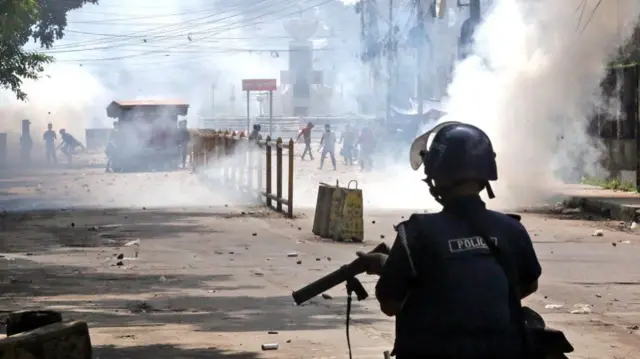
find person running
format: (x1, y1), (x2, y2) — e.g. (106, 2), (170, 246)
(297, 122), (315, 160)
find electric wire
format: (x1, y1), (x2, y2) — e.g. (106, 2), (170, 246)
(54, 0), (334, 62)
(49, 0), (293, 50)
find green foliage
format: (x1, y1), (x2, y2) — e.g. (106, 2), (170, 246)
(0, 0), (98, 100)
(582, 177), (638, 193)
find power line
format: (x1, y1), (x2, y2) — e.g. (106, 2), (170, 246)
(52, 0), (334, 61)
(50, 0), (286, 50)
(67, 5), (223, 23)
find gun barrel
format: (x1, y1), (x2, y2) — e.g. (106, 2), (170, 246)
(291, 242), (390, 305)
(292, 263), (363, 305)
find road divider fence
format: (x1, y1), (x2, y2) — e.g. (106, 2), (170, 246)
(190, 129), (294, 217)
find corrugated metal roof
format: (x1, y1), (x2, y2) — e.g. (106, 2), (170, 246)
(111, 99), (189, 107)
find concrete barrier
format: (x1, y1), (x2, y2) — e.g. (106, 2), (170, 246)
(0, 321), (92, 359)
(313, 180), (364, 242)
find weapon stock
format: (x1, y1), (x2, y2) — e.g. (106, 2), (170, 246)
(292, 242), (390, 305)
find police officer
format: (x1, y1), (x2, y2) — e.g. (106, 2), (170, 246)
(355, 122), (541, 359)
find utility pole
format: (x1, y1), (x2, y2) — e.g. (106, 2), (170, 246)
(385, 0), (394, 122)
(210, 72), (220, 117)
(636, 64), (640, 191)
(416, 0), (424, 116)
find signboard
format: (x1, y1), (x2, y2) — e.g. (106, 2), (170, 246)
(242, 79), (277, 92)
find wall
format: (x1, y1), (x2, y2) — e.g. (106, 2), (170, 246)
(602, 138), (637, 184)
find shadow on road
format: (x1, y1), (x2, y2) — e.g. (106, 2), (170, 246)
(1, 259), (380, 335)
(0, 208), (272, 253)
(95, 344), (262, 358)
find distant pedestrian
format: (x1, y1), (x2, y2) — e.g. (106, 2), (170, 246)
(58, 129), (84, 164)
(105, 121), (119, 172)
(319, 124), (337, 170)
(178, 120), (190, 169)
(249, 124), (261, 141)
(340, 124), (356, 166)
(43, 123), (57, 165)
(297, 122), (315, 160)
(358, 126), (375, 171)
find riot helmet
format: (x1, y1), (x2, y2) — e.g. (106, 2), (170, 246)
(253, 124), (261, 131)
(410, 121), (497, 202)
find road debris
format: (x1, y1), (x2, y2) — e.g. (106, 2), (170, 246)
(261, 343), (278, 351)
(570, 303), (592, 314)
(545, 304), (564, 309)
(321, 293), (333, 300)
(129, 301), (157, 314)
(287, 252), (298, 258)
(592, 229), (604, 237)
(124, 239), (141, 258)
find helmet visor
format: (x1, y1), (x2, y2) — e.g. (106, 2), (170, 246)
(409, 121), (464, 171)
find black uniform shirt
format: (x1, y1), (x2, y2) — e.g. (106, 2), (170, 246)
(375, 195), (541, 358)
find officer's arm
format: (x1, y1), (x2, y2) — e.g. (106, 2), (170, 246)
(375, 221), (418, 317)
(512, 224), (542, 299)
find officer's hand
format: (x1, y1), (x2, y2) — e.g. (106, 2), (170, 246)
(356, 251), (388, 275)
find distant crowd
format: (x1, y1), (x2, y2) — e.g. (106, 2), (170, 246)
(296, 122), (377, 171)
(247, 122), (379, 171)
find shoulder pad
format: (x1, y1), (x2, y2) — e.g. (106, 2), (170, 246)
(393, 213), (428, 231)
(505, 213), (522, 222)
(392, 220), (410, 232)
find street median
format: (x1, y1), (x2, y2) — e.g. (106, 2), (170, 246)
(190, 129), (295, 217)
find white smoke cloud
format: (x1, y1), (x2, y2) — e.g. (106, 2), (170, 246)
(433, 0), (640, 209)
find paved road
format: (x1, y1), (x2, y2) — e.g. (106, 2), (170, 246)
(0, 154), (639, 358)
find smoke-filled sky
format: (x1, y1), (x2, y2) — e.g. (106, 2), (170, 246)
(1, 0), (450, 136)
(0, 0), (358, 135)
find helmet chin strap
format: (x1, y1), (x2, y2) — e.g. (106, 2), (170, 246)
(424, 176), (495, 204)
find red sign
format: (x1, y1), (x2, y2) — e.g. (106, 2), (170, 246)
(242, 79), (277, 91)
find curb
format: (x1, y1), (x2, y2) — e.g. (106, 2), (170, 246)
(564, 196), (640, 222)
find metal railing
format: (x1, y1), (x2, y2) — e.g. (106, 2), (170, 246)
(190, 129), (295, 217)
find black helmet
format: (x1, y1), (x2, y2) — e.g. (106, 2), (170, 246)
(253, 124), (261, 131)
(410, 121), (497, 201)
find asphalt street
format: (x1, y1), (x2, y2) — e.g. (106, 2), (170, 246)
(0, 152), (638, 358)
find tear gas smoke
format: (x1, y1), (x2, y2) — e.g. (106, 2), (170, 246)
(440, 0), (640, 209)
(2, 0), (638, 213)
(0, 0), (359, 211)
(355, 0), (640, 211)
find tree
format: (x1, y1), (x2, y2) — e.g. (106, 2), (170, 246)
(0, 0), (98, 100)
